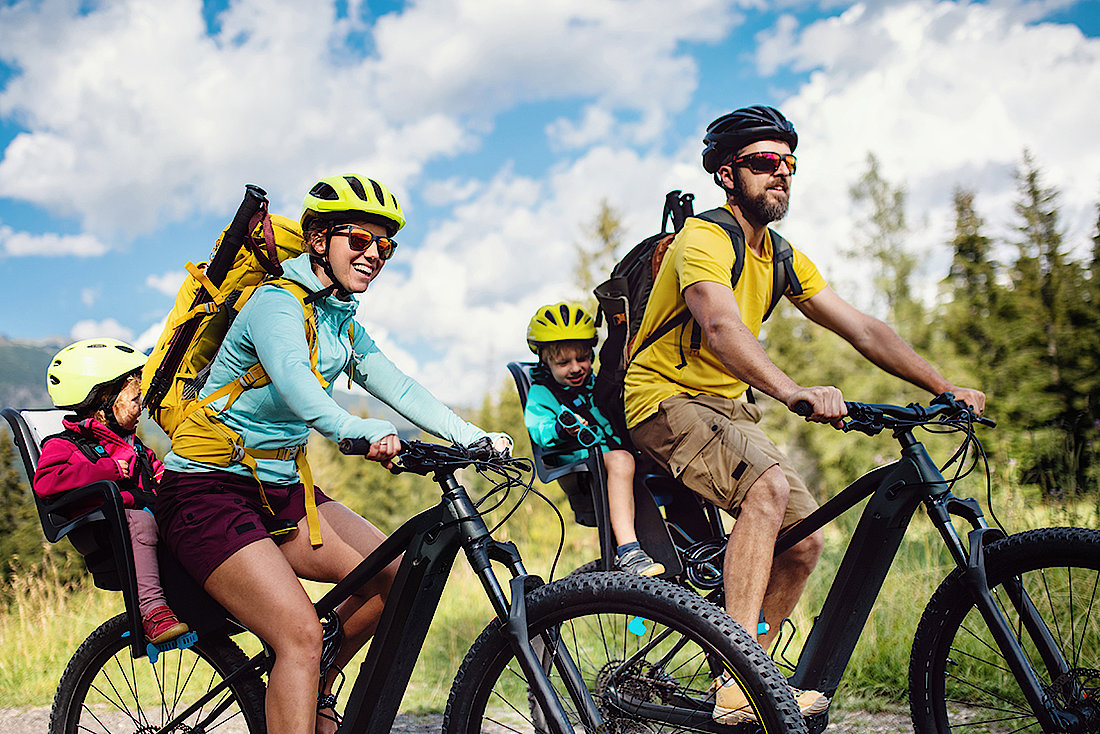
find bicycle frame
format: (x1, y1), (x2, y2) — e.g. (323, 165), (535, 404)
(317, 469), (597, 734)
(770, 426), (1076, 730)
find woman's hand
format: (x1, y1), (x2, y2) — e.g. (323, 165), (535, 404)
(365, 433), (401, 469)
(489, 433), (513, 455)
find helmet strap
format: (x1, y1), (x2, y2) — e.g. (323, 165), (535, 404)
(310, 229), (353, 300)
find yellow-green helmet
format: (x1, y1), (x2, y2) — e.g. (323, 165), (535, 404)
(526, 302), (597, 353)
(47, 338), (147, 410)
(301, 174), (406, 236)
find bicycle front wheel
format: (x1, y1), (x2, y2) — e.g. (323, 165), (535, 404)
(909, 526), (1100, 733)
(444, 571), (806, 734)
(50, 613), (267, 734)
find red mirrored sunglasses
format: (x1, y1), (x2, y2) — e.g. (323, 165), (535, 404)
(732, 151), (797, 176)
(325, 225), (398, 261)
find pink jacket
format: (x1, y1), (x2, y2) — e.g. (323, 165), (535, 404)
(33, 417), (164, 509)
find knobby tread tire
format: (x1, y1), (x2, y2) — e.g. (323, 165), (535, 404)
(50, 612), (267, 734)
(443, 571), (806, 733)
(908, 526), (1100, 733)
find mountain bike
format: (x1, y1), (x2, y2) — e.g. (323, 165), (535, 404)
(46, 438), (810, 734)
(654, 394), (1099, 733)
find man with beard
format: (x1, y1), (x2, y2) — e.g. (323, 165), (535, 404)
(623, 105), (985, 723)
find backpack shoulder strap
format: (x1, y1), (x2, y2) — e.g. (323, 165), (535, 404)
(43, 429), (107, 465)
(695, 206), (747, 287)
(763, 229), (803, 321)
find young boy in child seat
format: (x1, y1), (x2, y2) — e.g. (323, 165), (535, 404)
(524, 303), (664, 577)
(35, 338), (189, 644)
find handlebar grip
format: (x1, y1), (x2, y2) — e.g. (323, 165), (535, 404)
(792, 400), (813, 417)
(338, 437), (373, 455)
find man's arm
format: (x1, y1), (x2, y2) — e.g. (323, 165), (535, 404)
(684, 281), (846, 422)
(794, 286), (986, 413)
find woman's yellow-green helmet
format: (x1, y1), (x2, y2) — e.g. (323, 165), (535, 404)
(47, 338), (147, 410)
(301, 173), (406, 236)
(526, 302), (597, 353)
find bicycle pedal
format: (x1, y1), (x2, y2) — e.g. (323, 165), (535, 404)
(146, 631), (198, 664)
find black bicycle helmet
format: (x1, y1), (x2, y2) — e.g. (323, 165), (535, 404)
(702, 105), (798, 174)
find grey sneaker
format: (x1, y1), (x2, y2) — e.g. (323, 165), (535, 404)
(615, 548), (665, 577)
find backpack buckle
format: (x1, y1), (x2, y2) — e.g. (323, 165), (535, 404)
(231, 444), (246, 463)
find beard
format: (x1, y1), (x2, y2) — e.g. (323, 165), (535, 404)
(734, 185), (789, 225)
(731, 166), (790, 225)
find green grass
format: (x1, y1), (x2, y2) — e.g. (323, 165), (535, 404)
(1, 486), (1092, 715)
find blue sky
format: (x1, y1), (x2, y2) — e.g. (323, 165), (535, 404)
(1, 0), (1098, 405)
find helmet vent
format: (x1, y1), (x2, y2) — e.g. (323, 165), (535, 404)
(542, 309), (558, 325)
(368, 178), (386, 204)
(345, 175), (369, 202)
(309, 182), (339, 201)
(560, 303), (572, 324)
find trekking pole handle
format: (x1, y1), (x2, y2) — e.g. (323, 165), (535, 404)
(205, 184), (268, 286)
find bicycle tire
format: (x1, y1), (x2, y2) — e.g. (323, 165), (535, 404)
(50, 612), (267, 734)
(909, 526), (1100, 733)
(443, 571), (807, 733)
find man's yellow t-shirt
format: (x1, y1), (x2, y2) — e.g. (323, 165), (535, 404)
(623, 207), (827, 428)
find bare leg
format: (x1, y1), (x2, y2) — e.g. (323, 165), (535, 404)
(603, 449), (637, 546)
(204, 539), (323, 734)
(758, 529), (822, 651)
(279, 502), (396, 734)
(722, 465), (788, 639)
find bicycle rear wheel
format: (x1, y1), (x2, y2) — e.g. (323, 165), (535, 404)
(444, 571), (806, 733)
(50, 613), (267, 734)
(909, 526), (1100, 733)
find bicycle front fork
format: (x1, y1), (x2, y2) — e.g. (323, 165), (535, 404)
(934, 498), (1080, 731)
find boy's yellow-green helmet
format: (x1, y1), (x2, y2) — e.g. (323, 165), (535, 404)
(526, 302), (597, 353)
(47, 338), (147, 410)
(301, 173), (406, 236)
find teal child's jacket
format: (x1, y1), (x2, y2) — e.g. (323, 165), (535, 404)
(524, 370), (621, 465)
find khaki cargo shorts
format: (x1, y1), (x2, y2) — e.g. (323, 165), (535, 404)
(629, 393), (817, 528)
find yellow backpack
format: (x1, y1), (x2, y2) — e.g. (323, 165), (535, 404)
(142, 186), (343, 546)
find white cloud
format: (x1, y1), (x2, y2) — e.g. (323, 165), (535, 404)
(80, 288), (98, 308)
(755, 1), (1100, 308)
(70, 318), (133, 342)
(133, 316), (168, 353)
(0, 0), (737, 243)
(145, 271), (187, 297)
(0, 224), (109, 257)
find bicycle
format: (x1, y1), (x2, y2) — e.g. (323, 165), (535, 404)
(639, 393), (1099, 733)
(39, 436), (812, 734)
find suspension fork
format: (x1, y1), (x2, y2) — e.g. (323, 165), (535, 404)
(928, 495), (1077, 729)
(444, 474), (603, 733)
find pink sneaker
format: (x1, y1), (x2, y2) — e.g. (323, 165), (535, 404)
(142, 605), (189, 644)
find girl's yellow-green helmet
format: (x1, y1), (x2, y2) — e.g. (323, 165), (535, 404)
(527, 302), (597, 353)
(47, 338), (147, 410)
(301, 173), (406, 236)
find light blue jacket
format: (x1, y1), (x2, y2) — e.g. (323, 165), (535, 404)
(165, 253), (488, 483)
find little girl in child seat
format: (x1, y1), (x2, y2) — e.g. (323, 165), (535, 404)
(524, 303), (664, 577)
(35, 338), (188, 644)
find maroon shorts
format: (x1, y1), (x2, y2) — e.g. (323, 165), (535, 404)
(156, 469), (333, 586)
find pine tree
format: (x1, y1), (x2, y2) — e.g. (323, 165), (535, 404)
(1002, 152), (1095, 497)
(942, 187), (999, 377)
(575, 200), (624, 312)
(0, 428), (46, 579)
(847, 154), (926, 345)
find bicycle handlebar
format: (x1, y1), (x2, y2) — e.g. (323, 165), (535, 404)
(337, 436), (514, 476)
(792, 393), (995, 435)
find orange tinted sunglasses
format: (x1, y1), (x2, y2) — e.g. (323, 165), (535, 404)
(326, 225), (398, 260)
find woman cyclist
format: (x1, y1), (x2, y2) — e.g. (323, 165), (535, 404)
(156, 174), (510, 734)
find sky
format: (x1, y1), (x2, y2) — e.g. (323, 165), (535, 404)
(0, 0), (1098, 408)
